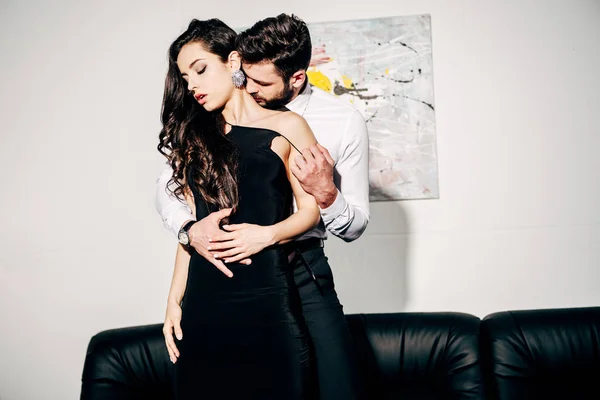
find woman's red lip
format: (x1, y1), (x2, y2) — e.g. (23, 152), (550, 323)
(196, 94), (207, 105)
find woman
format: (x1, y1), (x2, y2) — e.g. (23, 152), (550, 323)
(157, 18), (320, 399)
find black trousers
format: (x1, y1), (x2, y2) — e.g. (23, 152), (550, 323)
(290, 244), (365, 400)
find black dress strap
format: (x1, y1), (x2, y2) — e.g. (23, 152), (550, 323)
(277, 133), (302, 155)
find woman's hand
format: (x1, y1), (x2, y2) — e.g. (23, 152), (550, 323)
(163, 300), (183, 363)
(208, 224), (276, 263)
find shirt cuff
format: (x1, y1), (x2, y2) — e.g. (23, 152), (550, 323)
(168, 208), (196, 237)
(319, 189), (346, 223)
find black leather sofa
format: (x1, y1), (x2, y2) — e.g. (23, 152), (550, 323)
(480, 307), (600, 400)
(80, 306), (600, 399)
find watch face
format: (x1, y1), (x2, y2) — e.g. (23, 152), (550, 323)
(178, 231), (189, 245)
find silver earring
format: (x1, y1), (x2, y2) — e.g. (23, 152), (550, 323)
(231, 69), (246, 89)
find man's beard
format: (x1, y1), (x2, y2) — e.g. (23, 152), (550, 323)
(260, 84), (295, 110)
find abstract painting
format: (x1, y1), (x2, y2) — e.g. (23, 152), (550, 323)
(306, 14), (439, 201)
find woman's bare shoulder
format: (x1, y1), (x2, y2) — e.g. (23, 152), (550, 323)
(269, 112), (313, 142)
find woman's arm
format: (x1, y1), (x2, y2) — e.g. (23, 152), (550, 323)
(166, 243), (191, 305)
(163, 188), (194, 363)
(268, 113), (321, 244)
(166, 187), (194, 304)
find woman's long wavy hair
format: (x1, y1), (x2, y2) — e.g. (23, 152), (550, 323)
(158, 19), (239, 216)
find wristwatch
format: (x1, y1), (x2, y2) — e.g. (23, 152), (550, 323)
(178, 220), (197, 246)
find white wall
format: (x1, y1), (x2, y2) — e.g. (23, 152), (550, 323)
(1, 0), (598, 398)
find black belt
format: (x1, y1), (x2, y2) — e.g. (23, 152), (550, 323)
(294, 237), (324, 253)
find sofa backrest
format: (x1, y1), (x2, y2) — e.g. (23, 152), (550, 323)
(481, 307), (600, 400)
(81, 324), (174, 400)
(347, 312), (485, 399)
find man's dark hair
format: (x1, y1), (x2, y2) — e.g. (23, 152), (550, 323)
(236, 14), (312, 81)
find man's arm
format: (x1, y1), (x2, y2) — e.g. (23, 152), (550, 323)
(154, 165), (249, 274)
(154, 165), (195, 237)
(319, 110), (370, 242)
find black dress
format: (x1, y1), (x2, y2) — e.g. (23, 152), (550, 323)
(174, 125), (313, 399)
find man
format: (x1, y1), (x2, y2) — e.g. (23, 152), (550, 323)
(156, 14), (370, 399)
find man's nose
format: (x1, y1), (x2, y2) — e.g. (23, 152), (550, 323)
(245, 80), (258, 95)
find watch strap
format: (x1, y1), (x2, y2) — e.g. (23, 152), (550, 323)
(181, 220), (196, 234)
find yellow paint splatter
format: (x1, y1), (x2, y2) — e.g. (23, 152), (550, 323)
(341, 75), (354, 89)
(306, 70), (332, 93)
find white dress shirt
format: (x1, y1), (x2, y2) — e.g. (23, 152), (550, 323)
(155, 84), (370, 242)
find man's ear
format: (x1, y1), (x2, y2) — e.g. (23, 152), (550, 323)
(290, 70), (307, 89)
(228, 51), (242, 71)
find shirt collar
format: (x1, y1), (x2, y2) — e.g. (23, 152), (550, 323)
(285, 82), (312, 115)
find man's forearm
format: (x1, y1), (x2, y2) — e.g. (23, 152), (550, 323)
(155, 166), (195, 237)
(321, 109), (371, 241)
(320, 189), (369, 242)
(313, 181), (338, 209)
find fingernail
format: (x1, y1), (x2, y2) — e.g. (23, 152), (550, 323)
(208, 238), (212, 242)
(176, 333), (182, 340)
(207, 246), (212, 250)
